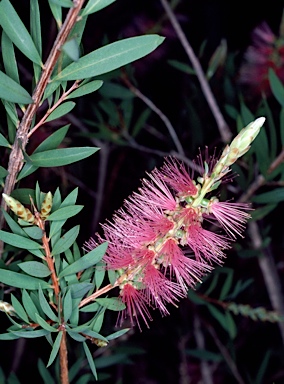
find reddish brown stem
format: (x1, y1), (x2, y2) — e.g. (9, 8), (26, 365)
(59, 327), (69, 384)
(79, 283), (117, 308)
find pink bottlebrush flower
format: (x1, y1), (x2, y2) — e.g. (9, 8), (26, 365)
(136, 171), (177, 211)
(159, 238), (212, 293)
(118, 283), (152, 331)
(160, 157), (198, 196)
(84, 127), (261, 329)
(238, 21), (284, 96)
(186, 224), (230, 264)
(143, 264), (184, 316)
(208, 200), (252, 239)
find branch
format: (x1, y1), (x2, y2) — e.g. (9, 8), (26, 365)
(0, 0), (85, 228)
(159, 0), (231, 143)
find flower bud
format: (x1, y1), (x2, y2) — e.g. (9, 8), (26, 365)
(0, 300), (15, 316)
(2, 193), (35, 224)
(40, 191), (53, 219)
(212, 117), (265, 176)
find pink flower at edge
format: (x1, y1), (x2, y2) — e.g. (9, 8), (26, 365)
(118, 283), (152, 331)
(186, 224), (230, 264)
(159, 238), (212, 294)
(160, 157), (198, 196)
(142, 265), (184, 316)
(209, 201), (252, 239)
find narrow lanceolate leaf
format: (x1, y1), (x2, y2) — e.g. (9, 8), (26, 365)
(28, 147), (99, 167)
(82, 0), (116, 16)
(22, 289), (39, 323)
(106, 328), (130, 341)
(35, 313), (57, 332)
(30, 0), (42, 57)
(45, 101), (76, 122)
(83, 342), (98, 380)
(67, 80), (103, 99)
(18, 125), (70, 181)
(1, 31), (20, 83)
(0, 132), (11, 148)
(0, 230), (42, 250)
(18, 261), (51, 278)
(38, 286), (58, 322)
(52, 225), (80, 255)
(0, 71), (33, 104)
(47, 331), (63, 367)
(59, 242), (108, 278)
(53, 35), (165, 81)
(269, 68), (284, 107)
(11, 294), (29, 323)
(0, 269), (50, 289)
(63, 289), (73, 322)
(10, 329), (50, 338)
(0, 0), (42, 65)
(47, 205), (83, 221)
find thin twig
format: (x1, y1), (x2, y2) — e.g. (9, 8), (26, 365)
(193, 315), (214, 384)
(79, 283), (117, 308)
(122, 74), (185, 155)
(207, 325), (246, 384)
(159, 0), (231, 143)
(248, 221), (284, 344)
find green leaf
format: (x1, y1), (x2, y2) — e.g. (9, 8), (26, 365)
(18, 125), (70, 181)
(69, 282), (93, 299)
(1, 208), (27, 237)
(96, 298), (125, 311)
(83, 342), (97, 380)
(59, 242), (107, 278)
(62, 39), (79, 62)
(67, 80), (103, 99)
(0, 166), (8, 179)
(22, 289), (39, 322)
(106, 328), (130, 341)
(45, 101), (76, 122)
(10, 329), (50, 338)
(0, 132), (11, 148)
(38, 286), (58, 322)
(0, 332), (19, 340)
(79, 302), (100, 313)
(18, 261), (50, 278)
(50, 0), (73, 7)
(0, 71), (33, 104)
(63, 289), (73, 322)
(53, 35), (165, 81)
(35, 313), (57, 332)
(38, 359), (55, 384)
(30, 0), (42, 58)
(0, 269), (50, 289)
(23, 226), (43, 240)
(219, 270), (233, 301)
(82, 0), (116, 15)
(0, 230), (42, 250)
(186, 348), (223, 362)
(11, 188), (36, 205)
(52, 225), (80, 255)
(47, 205), (84, 221)
(0, 0), (41, 65)
(269, 68), (284, 107)
(28, 147), (99, 167)
(1, 31), (19, 83)
(47, 331), (63, 367)
(252, 188), (284, 204)
(11, 294), (29, 323)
